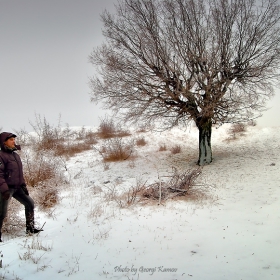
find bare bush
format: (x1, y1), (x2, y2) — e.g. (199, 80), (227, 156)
(87, 205), (104, 222)
(29, 114), (97, 157)
(231, 123), (246, 134)
(54, 142), (93, 157)
(141, 168), (202, 201)
(124, 184), (146, 206)
(74, 127), (98, 144)
(113, 168), (203, 207)
(135, 137), (147, 146)
(168, 168), (202, 193)
(14, 128), (32, 147)
(58, 125), (98, 156)
(170, 145), (181, 154)
(22, 150), (63, 187)
(112, 180), (146, 208)
(103, 184), (118, 202)
(97, 116), (130, 139)
(32, 184), (59, 210)
(30, 113), (64, 151)
(100, 138), (134, 162)
(20, 149), (65, 212)
(98, 116), (116, 138)
(158, 144), (167, 151)
(72, 126), (86, 140)
(226, 123), (247, 141)
(83, 131), (98, 145)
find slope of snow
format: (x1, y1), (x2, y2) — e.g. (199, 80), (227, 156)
(1, 125), (280, 280)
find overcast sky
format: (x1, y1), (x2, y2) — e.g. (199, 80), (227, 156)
(0, 0), (117, 132)
(0, 0), (279, 133)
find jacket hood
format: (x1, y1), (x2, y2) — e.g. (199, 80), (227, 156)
(0, 132), (18, 150)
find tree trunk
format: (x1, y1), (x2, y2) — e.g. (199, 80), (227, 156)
(196, 118), (212, 166)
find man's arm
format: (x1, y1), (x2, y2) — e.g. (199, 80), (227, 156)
(0, 156), (9, 193)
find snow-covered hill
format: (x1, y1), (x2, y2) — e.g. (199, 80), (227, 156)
(1, 125), (280, 280)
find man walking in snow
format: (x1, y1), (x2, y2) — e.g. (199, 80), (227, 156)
(0, 132), (42, 242)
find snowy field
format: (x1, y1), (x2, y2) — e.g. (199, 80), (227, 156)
(0, 124), (280, 280)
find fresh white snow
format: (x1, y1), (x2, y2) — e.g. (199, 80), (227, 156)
(0, 124), (280, 280)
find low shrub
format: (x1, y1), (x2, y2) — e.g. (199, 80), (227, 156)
(29, 113), (64, 151)
(54, 142), (93, 157)
(22, 151), (63, 187)
(230, 123), (246, 134)
(114, 168), (204, 207)
(115, 182), (146, 208)
(226, 123), (247, 141)
(97, 116), (130, 139)
(75, 127), (98, 144)
(158, 144), (167, 151)
(13, 128), (32, 147)
(32, 184), (59, 210)
(141, 167), (202, 201)
(170, 145), (181, 154)
(135, 137), (147, 146)
(100, 138), (134, 162)
(83, 131), (98, 145)
(21, 149), (65, 211)
(98, 116), (116, 138)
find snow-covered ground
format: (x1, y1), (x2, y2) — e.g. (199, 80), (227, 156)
(1, 124), (280, 280)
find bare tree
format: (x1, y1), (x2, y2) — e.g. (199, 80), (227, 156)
(89, 0), (280, 165)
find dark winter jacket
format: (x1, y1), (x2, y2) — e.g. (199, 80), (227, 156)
(0, 132), (25, 193)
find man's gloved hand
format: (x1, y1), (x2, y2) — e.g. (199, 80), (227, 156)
(2, 190), (10, 200)
(21, 184), (29, 195)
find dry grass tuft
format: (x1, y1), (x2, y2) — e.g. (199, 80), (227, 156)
(135, 137), (147, 146)
(226, 123), (247, 141)
(170, 145), (181, 154)
(83, 131), (98, 145)
(158, 144), (167, 151)
(230, 123), (246, 134)
(22, 151), (63, 187)
(29, 113), (64, 151)
(53, 142), (93, 157)
(97, 117), (116, 138)
(107, 180), (146, 208)
(87, 205), (104, 222)
(99, 138), (134, 162)
(29, 114), (97, 157)
(32, 184), (60, 210)
(97, 116), (130, 139)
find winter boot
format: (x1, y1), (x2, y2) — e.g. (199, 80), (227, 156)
(26, 226), (44, 234)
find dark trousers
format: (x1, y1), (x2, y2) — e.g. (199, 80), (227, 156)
(0, 187), (34, 232)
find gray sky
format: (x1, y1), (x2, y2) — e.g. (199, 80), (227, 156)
(0, 0), (117, 132)
(0, 0), (279, 133)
